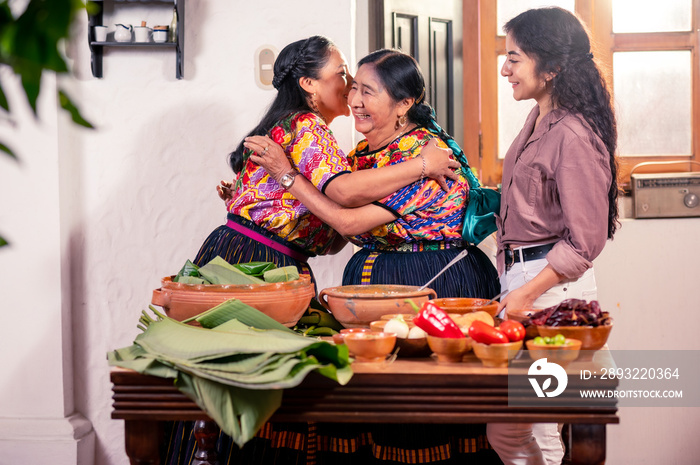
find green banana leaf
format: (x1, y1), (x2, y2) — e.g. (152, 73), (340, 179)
(176, 372), (282, 447)
(206, 300), (295, 333)
(107, 304), (352, 447)
(174, 276), (207, 285)
(134, 318), (317, 361)
(198, 258), (265, 285)
(263, 266), (299, 283)
(175, 259), (200, 280)
(233, 261), (277, 277)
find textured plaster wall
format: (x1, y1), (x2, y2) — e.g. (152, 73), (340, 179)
(2, 1), (362, 464)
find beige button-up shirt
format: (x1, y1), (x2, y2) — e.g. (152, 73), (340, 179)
(496, 106), (612, 279)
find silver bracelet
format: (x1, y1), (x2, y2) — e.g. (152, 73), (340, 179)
(420, 154), (426, 181)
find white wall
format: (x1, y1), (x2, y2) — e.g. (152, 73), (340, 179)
(594, 216), (700, 465)
(1, 1), (362, 464)
(1, 1), (698, 464)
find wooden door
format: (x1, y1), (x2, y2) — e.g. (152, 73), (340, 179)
(369, 0), (464, 145)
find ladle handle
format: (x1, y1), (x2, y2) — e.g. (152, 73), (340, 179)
(418, 249), (469, 291)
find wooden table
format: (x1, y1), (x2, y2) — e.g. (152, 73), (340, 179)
(111, 352), (619, 464)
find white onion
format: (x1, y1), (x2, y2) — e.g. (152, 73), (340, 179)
(407, 325), (427, 339)
(383, 317), (410, 338)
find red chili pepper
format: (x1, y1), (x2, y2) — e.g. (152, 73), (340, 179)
(405, 299), (465, 339)
(468, 320), (509, 344)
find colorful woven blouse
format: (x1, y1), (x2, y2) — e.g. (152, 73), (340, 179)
(347, 127), (469, 249)
(229, 112), (352, 255)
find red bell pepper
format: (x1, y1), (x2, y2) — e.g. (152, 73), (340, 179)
(468, 320), (509, 344)
(405, 299), (465, 339)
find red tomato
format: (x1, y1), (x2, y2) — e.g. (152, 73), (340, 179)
(499, 320), (526, 342)
(468, 320), (509, 345)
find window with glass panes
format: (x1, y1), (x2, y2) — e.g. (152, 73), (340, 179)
(463, 0), (699, 189)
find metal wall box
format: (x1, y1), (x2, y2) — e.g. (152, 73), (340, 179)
(631, 172), (700, 218)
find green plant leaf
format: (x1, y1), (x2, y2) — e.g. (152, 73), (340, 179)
(0, 235), (7, 248)
(58, 89), (94, 128)
(19, 68), (41, 115)
(0, 142), (16, 160)
(0, 80), (8, 112)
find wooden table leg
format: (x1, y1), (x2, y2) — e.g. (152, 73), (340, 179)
(124, 420), (161, 465)
(569, 424), (606, 465)
(192, 419), (220, 465)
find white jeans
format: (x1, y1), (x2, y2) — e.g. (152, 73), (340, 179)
(489, 257), (598, 465)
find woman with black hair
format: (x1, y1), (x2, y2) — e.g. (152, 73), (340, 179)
(165, 36), (458, 465)
(196, 35), (457, 279)
(488, 7), (620, 464)
(248, 49), (501, 464)
(250, 49), (499, 299)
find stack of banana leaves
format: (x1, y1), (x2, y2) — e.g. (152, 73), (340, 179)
(107, 300), (353, 447)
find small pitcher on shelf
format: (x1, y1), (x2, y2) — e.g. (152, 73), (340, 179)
(114, 23), (132, 42)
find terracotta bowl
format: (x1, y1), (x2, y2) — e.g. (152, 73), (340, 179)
(151, 275), (315, 327)
(344, 332), (397, 363)
(370, 320), (430, 358)
(427, 335), (472, 363)
(536, 323), (613, 351)
(332, 328), (372, 346)
(505, 308), (539, 340)
(526, 338), (582, 367)
(429, 298), (499, 318)
(319, 285), (437, 328)
(472, 340), (523, 368)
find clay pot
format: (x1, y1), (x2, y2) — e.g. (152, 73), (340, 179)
(151, 275), (315, 327)
(429, 298), (499, 318)
(318, 284), (437, 328)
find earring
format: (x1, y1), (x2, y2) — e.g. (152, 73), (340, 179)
(310, 93), (321, 115)
(395, 114), (407, 130)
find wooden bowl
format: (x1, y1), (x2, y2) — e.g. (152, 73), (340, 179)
(536, 323), (613, 351)
(319, 285), (437, 328)
(427, 335), (472, 363)
(151, 275), (315, 327)
(429, 298), (499, 318)
(472, 340), (523, 368)
(525, 338), (582, 367)
(344, 332), (397, 363)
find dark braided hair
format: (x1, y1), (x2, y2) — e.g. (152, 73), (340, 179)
(228, 36), (335, 173)
(504, 7), (619, 239)
(357, 50), (481, 186)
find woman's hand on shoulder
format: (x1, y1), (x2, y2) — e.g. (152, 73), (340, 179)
(245, 135), (292, 182)
(421, 138), (460, 191)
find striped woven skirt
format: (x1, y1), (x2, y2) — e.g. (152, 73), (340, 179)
(342, 242), (499, 299)
(320, 242), (502, 464)
(163, 218), (316, 465)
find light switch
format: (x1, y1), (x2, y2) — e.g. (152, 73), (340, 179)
(255, 45), (278, 90)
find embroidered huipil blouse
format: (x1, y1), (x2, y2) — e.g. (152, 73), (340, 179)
(229, 112), (351, 255)
(346, 127), (468, 249)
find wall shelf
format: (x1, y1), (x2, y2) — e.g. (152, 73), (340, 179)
(87, 0), (185, 79)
